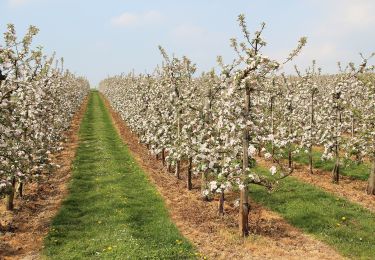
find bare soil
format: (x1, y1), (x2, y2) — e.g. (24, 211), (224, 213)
(0, 98), (88, 260)
(102, 94), (344, 260)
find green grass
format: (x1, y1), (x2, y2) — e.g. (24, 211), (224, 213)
(43, 91), (196, 259)
(293, 150), (370, 180)
(252, 166), (375, 259)
(269, 143), (371, 180)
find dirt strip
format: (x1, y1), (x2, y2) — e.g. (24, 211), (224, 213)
(0, 97), (89, 260)
(101, 94), (344, 260)
(258, 158), (375, 213)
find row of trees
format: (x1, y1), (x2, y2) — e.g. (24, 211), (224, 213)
(0, 24), (90, 210)
(100, 15), (374, 236)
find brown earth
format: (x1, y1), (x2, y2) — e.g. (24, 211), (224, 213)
(0, 97), (89, 260)
(101, 94), (344, 260)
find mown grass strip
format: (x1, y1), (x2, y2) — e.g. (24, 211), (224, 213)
(252, 166), (375, 259)
(267, 143), (370, 180)
(293, 149), (370, 180)
(43, 91), (196, 259)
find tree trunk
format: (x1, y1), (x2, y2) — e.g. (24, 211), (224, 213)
(367, 157), (375, 195)
(162, 148), (165, 166)
(332, 162), (339, 183)
(187, 157), (193, 190)
(332, 141), (340, 183)
(218, 190), (225, 216)
(308, 145), (313, 175)
(18, 182), (23, 198)
(239, 187), (250, 236)
(175, 160), (181, 179)
(239, 85), (251, 237)
(6, 177), (16, 210)
(168, 163), (172, 173)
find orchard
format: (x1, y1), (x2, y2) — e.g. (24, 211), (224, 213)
(1, 6), (374, 260)
(100, 14), (375, 238)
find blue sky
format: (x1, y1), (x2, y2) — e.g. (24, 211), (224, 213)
(1, 0), (374, 86)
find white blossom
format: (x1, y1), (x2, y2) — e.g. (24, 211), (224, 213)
(270, 166), (277, 175)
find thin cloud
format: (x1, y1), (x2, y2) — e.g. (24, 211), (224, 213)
(110, 10), (164, 28)
(7, 0), (46, 8)
(8, 0), (31, 7)
(339, 0), (375, 27)
(314, 0), (375, 38)
(275, 0), (375, 73)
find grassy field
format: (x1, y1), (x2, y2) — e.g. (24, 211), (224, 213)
(253, 166), (375, 259)
(292, 149), (370, 181)
(43, 91), (196, 259)
(270, 145), (371, 180)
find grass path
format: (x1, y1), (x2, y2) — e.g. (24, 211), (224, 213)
(269, 144), (371, 180)
(43, 91), (195, 259)
(253, 166), (375, 259)
(292, 149), (370, 180)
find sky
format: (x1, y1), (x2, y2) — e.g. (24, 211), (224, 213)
(0, 0), (374, 86)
